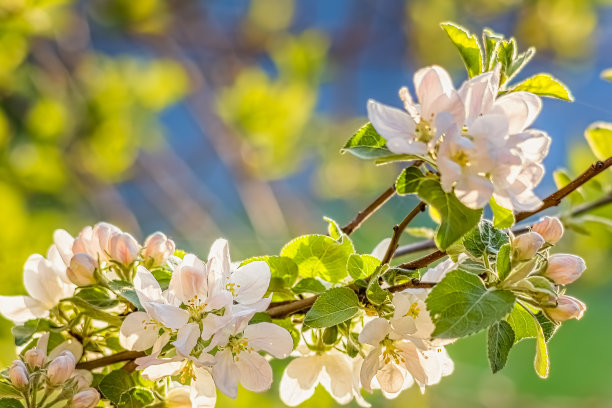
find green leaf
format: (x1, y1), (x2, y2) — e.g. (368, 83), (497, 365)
(0, 399), (24, 408)
(0, 383), (20, 398)
(487, 320), (515, 373)
(292, 278), (326, 295)
(536, 312), (559, 342)
(457, 259), (488, 276)
(482, 28), (503, 71)
(74, 286), (119, 309)
(395, 167), (425, 195)
(366, 266), (389, 305)
(506, 47), (535, 83)
(281, 234), (354, 283)
(584, 122), (612, 161)
(151, 269), (172, 290)
(346, 254), (379, 280)
(304, 287), (360, 328)
(342, 122), (392, 159)
(496, 243), (511, 281)
(441, 22), (482, 77)
(534, 320), (550, 378)
(427, 269), (516, 338)
(490, 197), (515, 229)
(506, 303), (539, 343)
(99, 370), (136, 404)
(462, 220), (509, 258)
(11, 319), (57, 347)
(324, 217), (343, 240)
(108, 280), (143, 310)
(512, 74), (573, 101)
(418, 179), (483, 250)
(242, 256), (299, 287)
(66, 297), (123, 326)
(495, 39), (516, 84)
(118, 387), (155, 408)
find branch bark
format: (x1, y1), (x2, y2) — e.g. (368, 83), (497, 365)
(380, 201), (427, 264)
(76, 351), (146, 370)
(341, 186), (396, 235)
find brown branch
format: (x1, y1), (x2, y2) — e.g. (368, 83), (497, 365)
(388, 279), (437, 292)
(397, 250), (447, 270)
(380, 201), (427, 264)
(341, 186), (396, 235)
(76, 351), (146, 370)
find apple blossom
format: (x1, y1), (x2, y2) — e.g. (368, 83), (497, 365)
(66, 252), (97, 286)
(545, 295), (587, 322)
(9, 360), (29, 389)
(532, 216), (564, 245)
(512, 231), (545, 261)
(544, 254), (586, 285)
(47, 351), (76, 385)
(24, 347), (45, 369)
(71, 388), (100, 408)
(143, 232), (176, 267)
(108, 231), (140, 266)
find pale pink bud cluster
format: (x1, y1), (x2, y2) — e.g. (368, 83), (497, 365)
(9, 360), (29, 389)
(532, 216), (564, 245)
(47, 351), (76, 386)
(71, 387), (100, 408)
(67, 253), (97, 286)
(108, 232), (140, 266)
(543, 254), (586, 285)
(24, 348), (46, 369)
(545, 295), (586, 322)
(142, 232), (175, 267)
(512, 232), (545, 261)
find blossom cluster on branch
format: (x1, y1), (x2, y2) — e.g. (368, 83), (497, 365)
(0, 23), (611, 408)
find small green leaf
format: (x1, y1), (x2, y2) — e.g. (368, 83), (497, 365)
(463, 220), (509, 258)
(487, 320), (515, 373)
(67, 297), (123, 326)
(304, 287), (360, 328)
(151, 269), (172, 290)
(506, 303), (539, 343)
(534, 320), (550, 378)
(11, 319), (57, 347)
(395, 167), (425, 195)
(0, 382), (20, 398)
(292, 278), (326, 295)
(512, 74), (573, 101)
(490, 197), (515, 229)
(281, 234), (354, 283)
(441, 22), (482, 77)
(418, 179), (483, 250)
(495, 39), (516, 84)
(496, 243), (511, 281)
(322, 326), (339, 345)
(536, 312), (559, 342)
(118, 387), (155, 408)
(342, 122), (392, 159)
(366, 266), (389, 305)
(324, 217), (343, 240)
(242, 256), (299, 287)
(482, 28), (503, 71)
(506, 47), (535, 83)
(346, 254), (379, 280)
(74, 287), (119, 309)
(584, 122), (612, 161)
(427, 269), (516, 338)
(0, 398), (24, 408)
(108, 280), (143, 310)
(99, 370), (135, 404)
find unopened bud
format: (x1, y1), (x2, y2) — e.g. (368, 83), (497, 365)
(9, 360), (29, 389)
(47, 351), (76, 385)
(165, 386), (191, 408)
(513, 232), (545, 261)
(71, 387), (100, 408)
(71, 370), (93, 391)
(142, 232), (175, 267)
(108, 232), (140, 266)
(545, 295), (586, 322)
(24, 348), (46, 369)
(544, 254), (586, 285)
(66, 253), (97, 286)
(532, 217), (564, 245)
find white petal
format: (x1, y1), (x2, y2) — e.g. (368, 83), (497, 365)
(421, 258), (457, 282)
(0, 296), (47, 323)
(454, 174), (494, 209)
(235, 351), (273, 393)
(232, 261), (270, 304)
(212, 349), (239, 399)
(168, 254), (207, 303)
(173, 322), (201, 356)
(141, 360), (183, 381)
(493, 91), (542, 134)
(376, 363), (405, 394)
(134, 266), (163, 305)
(49, 337), (83, 361)
(208, 239), (231, 284)
(23, 254), (67, 307)
(280, 356), (321, 406)
(53, 229), (75, 267)
(371, 238), (391, 261)
(360, 348), (382, 393)
(396, 342), (427, 386)
(244, 322), (293, 358)
(367, 99), (416, 142)
(414, 66), (456, 117)
(119, 312), (160, 351)
(319, 352), (354, 405)
(200, 313), (231, 341)
(358, 318), (390, 346)
(191, 367), (217, 408)
(145, 303), (189, 330)
(385, 137), (427, 155)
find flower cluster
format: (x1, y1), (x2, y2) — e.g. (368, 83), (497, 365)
(368, 65), (549, 211)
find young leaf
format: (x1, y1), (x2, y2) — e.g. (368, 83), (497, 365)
(512, 74), (574, 101)
(74, 287), (119, 309)
(395, 167), (425, 195)
(304, 287), (360, 328)
(441, 22), (482, 77)
(535, 320), (550, 378)
(487, 320), (515, 373)
(506, 47), (535, 83)
(463, 220), (509, 258)
(482, 28), (503, 71)
(108, 280), (143, 310)
(324, 217), (343, 240)
(496, 243), (512, 281)
(342, 122), (392, 159)
(506, 303), (539, 343)
(346, 254), (379, 280)
(536, 312), (559, 342)
(292, 278), (326, 295)
(118, 387), (155, 408)
(281, 234), (354, 283)
(241, 256), (299, 287)
(0, 399), (24, 408)
(490, 197), (515, 229)
(366, 266), (389, 305)
(427, 269), (516, 338)
(418, 179), (483, 250)
(584, 122), (612, 161)
(99, 370), (136, 404)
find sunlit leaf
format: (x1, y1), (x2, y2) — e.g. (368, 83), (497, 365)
(512, 74), (573, 101)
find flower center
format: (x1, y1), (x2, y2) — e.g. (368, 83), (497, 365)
(381, 338), (405, 365)
(225, 281), (241, 297)
(415, 120), (434, 143)
(225, 335), (254, 360)
(179, 360), (195, 384)
(405, 301), (421, 319)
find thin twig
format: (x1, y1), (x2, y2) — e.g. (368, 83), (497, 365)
(380, 201), (427, 264)
(76, 351), (145, 370)
(341, 186), (396, 235)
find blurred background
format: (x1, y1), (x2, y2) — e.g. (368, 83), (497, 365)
(1, 0), (612, 406)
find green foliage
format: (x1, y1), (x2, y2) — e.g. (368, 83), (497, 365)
(242, 256), (299, 287)
(487, 320), (515, 373)
(506, 303), (539, 343)
(0, 399), (23, 408)
(342, 123), (392, 159)
(304, 287), (360, 328)
(11, 319), (60, 347)
(346, 254), (379, 280)
(496, 244), (512, 281)
(512, 74), (574, 101)
(74, 287), (120, 309)
(427, 269), (516, 338)
(365, 266), (389, 305)
(395, 167), (426, 195)
(584, 122), (612, 161)
(441, 23), (482, 77)
(108, 280), (143, 310)
(489, 197), (515, 229)
(418, 179), (482, 250)
(99, 370), (136, 405)
(324, 217), (343, 240)
(535, 320), (550, 378)
(280, 234), (354, 283)
(292, 278), (327, 295)
(118, 387), (155, 408)
(463, 220), (509, 258)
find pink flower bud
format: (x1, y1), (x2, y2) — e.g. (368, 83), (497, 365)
(108, 232), (140, 266)
(93, 222), (121, 260)
(71, 387), (100, 408)
(71, 370), (93, 391)
(47, 351), (76, 385)
(66, 253), (97, 286)
(512, 232), (545, 260)
(142, 232), (175, 267)
(532, 216), (564, 245)
(544, 254), (586, 285)
(545, 295), (586, 322)
(24, 348), (46, 369)
(9, 360), (29, 389)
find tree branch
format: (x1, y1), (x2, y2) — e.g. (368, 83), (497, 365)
(341, 186), (396, 235)
(380, 201), (427, 264)
(76, 351), (146, 370)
